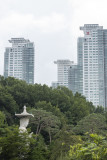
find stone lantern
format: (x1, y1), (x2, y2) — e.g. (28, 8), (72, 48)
(15, 106), (34, 132)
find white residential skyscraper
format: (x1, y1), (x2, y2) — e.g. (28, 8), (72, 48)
(4, 38), (35, 84)
(77, 24), (107, 108)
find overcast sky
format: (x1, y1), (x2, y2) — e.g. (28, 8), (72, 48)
(0, 0), (107, 86)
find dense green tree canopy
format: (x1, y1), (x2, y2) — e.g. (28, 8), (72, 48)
(73, 113), (107, 136)
(67, 134), (107, 160)
(0, 76), (95, 125)
(0, 76), (107, 160)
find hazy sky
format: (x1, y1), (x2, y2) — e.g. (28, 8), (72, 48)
(0, 0), (107, 85)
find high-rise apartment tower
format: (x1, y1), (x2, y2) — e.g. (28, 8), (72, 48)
(4, 38), (35, 84)
(77, 24), (107, 108)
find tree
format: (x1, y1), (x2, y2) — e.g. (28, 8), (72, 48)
(69, 96), (89, 125)
(0, 85), (18, 124)
(68, 93), (95, 125)
(49, 129), (81, 160)
(0, 111), (6, 127)
(68, 134), (107, 160)
(50, 88), (71, 113)
(28, 134), (49, 160)
(0, 111), (7, 136)
(95, 105), (104, 113)
(35, 101), (67, 127)
(0, 126), (35, 160)
(73, 113), (107, 136)
(0, 124), (49, 160)
(7, 80), (29, 109)
(30, 108), (61, 143)
(57, 86), (74, 101)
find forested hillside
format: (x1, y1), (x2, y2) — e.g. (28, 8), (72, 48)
(0, 75), (107, 160)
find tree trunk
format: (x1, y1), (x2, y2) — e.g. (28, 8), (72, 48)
(49, 130), (52, 144)
(36, 118), (40, 134)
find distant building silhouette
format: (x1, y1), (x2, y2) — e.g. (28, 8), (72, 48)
(4, 38), (35, 84)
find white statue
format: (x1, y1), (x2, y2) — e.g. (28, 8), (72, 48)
(15, 106), (34, 132)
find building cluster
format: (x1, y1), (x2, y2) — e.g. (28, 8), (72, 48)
(4, 24), (107, 108)
(52, 24), (107, 108)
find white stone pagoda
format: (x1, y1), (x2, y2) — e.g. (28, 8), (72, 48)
(15, 106), (34, 132)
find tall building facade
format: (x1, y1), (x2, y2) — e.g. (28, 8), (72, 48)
(77, 24), (107, 107)
(4, 38), (34, 84)
(54, 60), (74, 88)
